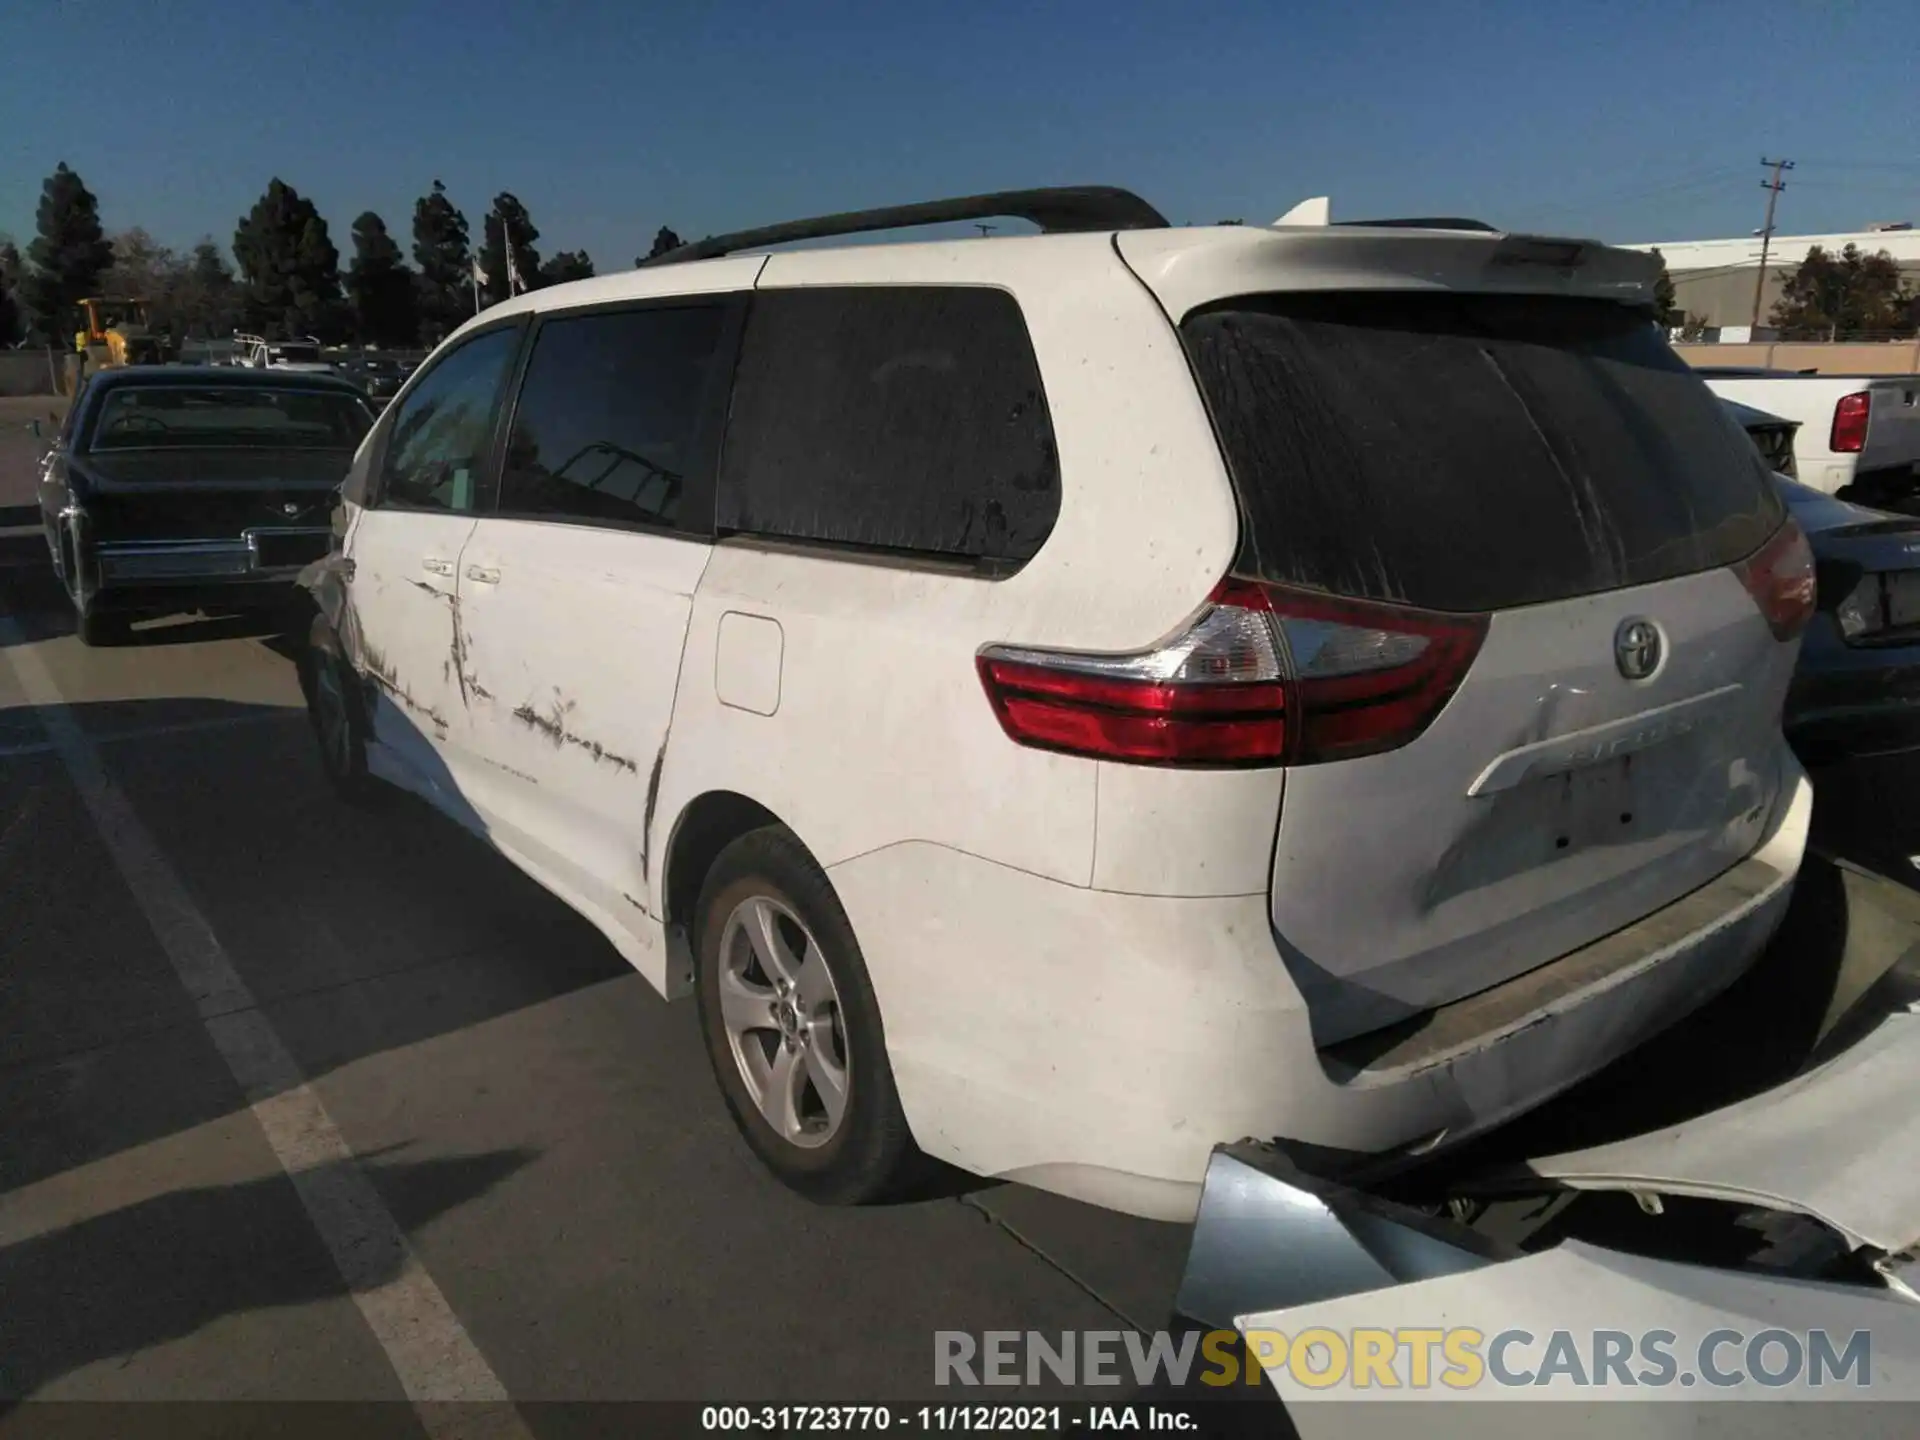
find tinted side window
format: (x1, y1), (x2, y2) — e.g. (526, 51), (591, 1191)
(717, 286), (1058, 567)
(378, 326), (521, 513)
(499, 306), (726, 531)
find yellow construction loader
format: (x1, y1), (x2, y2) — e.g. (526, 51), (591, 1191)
(72, 297), (173, 371)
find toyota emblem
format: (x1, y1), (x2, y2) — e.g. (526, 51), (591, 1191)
(1614, 618), (1663, 681)
(282, 502), (302, 516)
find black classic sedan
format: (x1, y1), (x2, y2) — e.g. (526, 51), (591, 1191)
(39, 366), (374, 645)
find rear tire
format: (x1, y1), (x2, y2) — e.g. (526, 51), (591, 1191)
(302, 615), (382, 806)
(693, 825), (923, 1204)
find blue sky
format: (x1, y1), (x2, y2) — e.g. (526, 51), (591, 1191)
(3, 0), (1916, 267)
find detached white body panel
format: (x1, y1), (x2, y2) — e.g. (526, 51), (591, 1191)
(1525, 1007), (1920, 1255)
(1239, 1242), (1920, 1431)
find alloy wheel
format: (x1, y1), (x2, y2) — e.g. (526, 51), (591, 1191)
(715, 895), (851, 1149)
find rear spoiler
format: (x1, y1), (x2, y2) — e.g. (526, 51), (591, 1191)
(1265, 196), (1635, 281)
(1119, 222), (1659, 317)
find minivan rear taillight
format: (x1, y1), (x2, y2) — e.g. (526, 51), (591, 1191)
(1735, 518), (1816, 642)
(976, 580), (1488, 767)
(1831, 391), (1871, 453)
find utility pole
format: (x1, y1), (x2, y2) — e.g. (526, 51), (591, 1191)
(1750, 157), (1794, 332)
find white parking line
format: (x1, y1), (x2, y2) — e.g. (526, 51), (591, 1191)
(0, 619), (530, 1438)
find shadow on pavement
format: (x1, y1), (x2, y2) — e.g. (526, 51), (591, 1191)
(1806, 749), (1920, 893)
(0, 549), (311, 651)
(2, 543), (1002, 1210)
(0, 689), (636, 1194)
(0, 1147), (533, 1407)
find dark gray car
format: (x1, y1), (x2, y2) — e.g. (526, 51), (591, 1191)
(1727, 396), (1920, 762)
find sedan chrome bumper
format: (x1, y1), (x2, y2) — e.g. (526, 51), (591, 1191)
(94, 529), (331, 585)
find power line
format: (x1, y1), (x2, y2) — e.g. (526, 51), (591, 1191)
(1792, 158), (1920, 173)
(1751, 157), (1794, 329)
(1509, 166), (1746, 223)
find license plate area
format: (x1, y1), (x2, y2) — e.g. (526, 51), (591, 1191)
(1552, 757), (1635, 855)
(246, 529), (330, 570)
(1886, 572), (1920, 630)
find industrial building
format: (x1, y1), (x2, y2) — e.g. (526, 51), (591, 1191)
(1621, 222), (1920, 339)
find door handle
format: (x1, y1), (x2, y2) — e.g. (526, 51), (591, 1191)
(422, 557), (454, 576)
(465, 564), (500, 584)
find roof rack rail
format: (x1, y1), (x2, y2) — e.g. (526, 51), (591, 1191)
(641, 186), (1170, 267)
(1336, 217), (1501, 233)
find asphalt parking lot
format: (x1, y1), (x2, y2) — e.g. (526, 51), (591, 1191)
(0, 412), (1202, 1432)
(5, 393), (1920, 1435)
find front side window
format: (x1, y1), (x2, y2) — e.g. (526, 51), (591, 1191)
(88, 386), (372, 452)
(378, 326), (521, 513)
(498, 305), (726, 531)
(717, 286), (1059, 568)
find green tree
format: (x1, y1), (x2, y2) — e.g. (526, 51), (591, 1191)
(411, 179), (471, 340)
(479, 192), (542, 304)
(538, 249), (595, 285)
(97, 227), (191, 341)
(0, 239), (22, 345)
(346, 211), (418, 345)
(176, 239), (244, 339)
(1770, 244), (1918, 339)
(1648, 248), (1683, 329)
(640, 226), (683, 264)
(232, 178), (345, 338)
(21, 162), (115, 342)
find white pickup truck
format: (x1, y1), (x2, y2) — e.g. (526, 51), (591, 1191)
(231, 333), (338, 375)
(1697, 367), (1920, 505)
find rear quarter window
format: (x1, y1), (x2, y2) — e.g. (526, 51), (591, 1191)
(1182, 292), (1785, 613)
(716, 285), (1059, 569)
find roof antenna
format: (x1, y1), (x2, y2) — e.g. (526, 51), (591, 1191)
(1271, 197), (1331, 228)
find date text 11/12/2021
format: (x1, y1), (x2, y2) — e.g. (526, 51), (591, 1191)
(700, 1404), (1205, 1432)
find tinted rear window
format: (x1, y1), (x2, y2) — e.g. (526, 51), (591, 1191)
(717, 286), (1058, 568)
(1182, 293), (1785, 613)
(90, 386), (372, 452)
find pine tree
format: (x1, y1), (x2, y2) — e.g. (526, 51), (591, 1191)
(21, 163), (115, 341)
(346, 211), (418, 345)
(178, 240), (243, 339)
(479, 193), (542, 304)
(411, 179), (471, 339)
(640, 226), (684, 264)
(0, 240), (22, 345)
(232, 178), (345, 339)
(1649, 248), (1682, 328)
(538, 250), (595, 285)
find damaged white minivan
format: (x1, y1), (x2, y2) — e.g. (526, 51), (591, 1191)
(298, 188), (1816, 1220)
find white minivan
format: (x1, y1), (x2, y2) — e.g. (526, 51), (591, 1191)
(299, 189), (1816, 1220)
